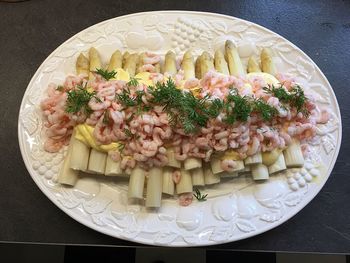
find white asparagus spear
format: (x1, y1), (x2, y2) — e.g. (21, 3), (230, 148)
(251, 163), (269, 180)
(210, 156), (224, 174)
(191, 167), (205, 186)
(225, 40), (245, 76)
(181, 50), (195, 80)
(164, 51), (177, 76)
(57, 137), (79, 186)
(69, 138), (90, 172)
(87, 149), (106, 174)
(268, 153), (287, 174)
(88, 47), (102, 80)
(283, 139), (304, 168)
(162, 167), (175, 195)
(261, 48), (277, 76)
(203, 163), (220, 185)
(176, 169), (193, 194)
(105, 155), (125, 176)
(247, 56), (261, 73)
(244, 152), (262, 165)
(166, 148), (181, 168)
(123, 53), (138, 77)
(200, 51), (214, 78)
(145, 167), (163, 208)
(214, 49), (230, 75)
(262, 149), (283, 166)
(107, 50), (122, 71)
(128, 165), (145, 199)
(195, 55), (202, 79)
(184, 157), (202, 170)
(76, 53), (89, 76)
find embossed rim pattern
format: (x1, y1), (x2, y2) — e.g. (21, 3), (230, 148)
(18, 11), (342, 246)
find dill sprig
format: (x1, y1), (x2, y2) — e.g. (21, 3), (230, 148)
(117, 143), (125, 153)
(127, 77), (141, 87)
(65, 83), (98, 115)
(94, 68), (117, 80)
(193, 188), (208, 202)
(224, 89), (252, 124)
(253, 99), (278, 121)
(149, 79), (209, 133)
(263, 84), (309, 117)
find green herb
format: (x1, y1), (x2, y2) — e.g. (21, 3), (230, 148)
(123, 128), (133, 138)
(117, 143), (125, 153)
(263, 84), (309, 117)
(127, 77), (141, 87)
(65, 83), (98, 115)
(224, 89), (252, 124)
(193, 188), (208, 202)
(290, 85), (309, 117)
(56, 85), (64, 92)
(253, 99), (278, 121)
(116, 87), (137, 107)
(205, 98), (224, 118)
(94, 68), (117, 80)
(149, 79), (209, 133)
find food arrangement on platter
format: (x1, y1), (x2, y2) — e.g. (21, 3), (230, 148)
(40, 40), (329, 209)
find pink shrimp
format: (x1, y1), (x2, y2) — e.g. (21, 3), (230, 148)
(46, 124), (68, 140)
(152, 153), (168, 167)
(246, 136), (260, 156)
(213, 138), (228, 151)
(172, 170), (181, 184)
(140, 64), (156, 73)
(120, 156), (136, 170)
(221, 159), (237, 172)
(214, 131), (229, 140)
(88, 98), (110, 111)
(140, 140), (158, 157)
(133, 153), (148, 162)
(184, 78), (199, 90)
(97, 86), (115, 100)
(110, 110), (125, 125)
(179, 193), (193, 206)
(195, 137), (210, 149)
(44, 138), (65, 153)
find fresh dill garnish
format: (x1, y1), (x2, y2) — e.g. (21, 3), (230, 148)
(224, 89), (252, 124)
(116, 87), (137, 107)
(117, 143), (125, 153)
(193, 188), (208, 202)
(123, 128), (133, 138)
(127, 77), (141, 87)
(149, 79), (209, 133)
(263, 84), (309, 117)
(65, 83), (98, 115)
(205, 98), (224, 118)
(253, 99), (278, 121)
(289, 85), (309, 117)
(56, 85), (64, 92)
(94, 68), (117, 80)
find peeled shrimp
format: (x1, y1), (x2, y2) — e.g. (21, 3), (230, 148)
(179, 193), (193, 207)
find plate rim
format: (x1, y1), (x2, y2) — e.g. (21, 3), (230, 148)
(18, 10), (342, 247)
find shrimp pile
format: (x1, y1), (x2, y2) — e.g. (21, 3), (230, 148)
(40, 75), (86, 152)
(41, 70), (328, 171)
